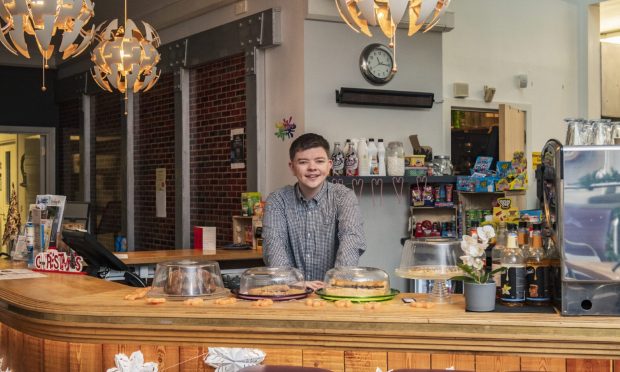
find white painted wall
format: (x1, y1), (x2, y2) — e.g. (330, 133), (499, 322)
(442, 0), (583, 208)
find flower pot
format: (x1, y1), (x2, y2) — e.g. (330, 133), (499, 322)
(464, 282), (496, 312)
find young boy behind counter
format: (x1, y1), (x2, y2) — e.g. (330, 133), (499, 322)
(262, 133), (367, 288)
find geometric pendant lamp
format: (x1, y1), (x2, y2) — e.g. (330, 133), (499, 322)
(335, 0), (451, 71)
(0, 0), (96, 91)
(90, 0), (160, 114)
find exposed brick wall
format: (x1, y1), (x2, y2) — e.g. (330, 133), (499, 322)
(134, 72), (176, 250)
(57, 98), (81, 201)
(91, 92), (123, 250)
(189, 53), (247, 246)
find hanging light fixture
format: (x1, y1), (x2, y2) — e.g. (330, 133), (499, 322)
(90, 0), (160, 115)
(335, 0), (451, 71)
(0, 0), (95, 91)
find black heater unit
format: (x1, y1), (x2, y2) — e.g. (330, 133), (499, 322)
(335, 87), (434, 109)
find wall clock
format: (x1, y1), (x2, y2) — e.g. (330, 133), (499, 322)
(359, 43), (396, 85)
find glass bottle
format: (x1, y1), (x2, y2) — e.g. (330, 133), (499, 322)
(331, 142), (345, 176)
(368, 138), (378, 175)
(492, 222), (507, 297)
(358, 138), (370, 176)
(345, 139), (359, 176)
(525, 224), (551, 306)
(469, 220), (479, 238)
(517, 221), (529, 251)
(377, 139), (386, 176)
(500, 230), (526, 307)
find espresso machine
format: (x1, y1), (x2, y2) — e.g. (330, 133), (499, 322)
(538, 139), (620, 315)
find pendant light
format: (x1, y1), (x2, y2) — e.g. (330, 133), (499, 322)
(90, 0), (160, 114)
(0, 0), (96, 91)
(335, 0), (451, 71)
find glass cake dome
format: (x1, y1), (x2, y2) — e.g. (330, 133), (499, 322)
(395, 239), (462, 303)
(239, 266), (306, 297)
(323, 266), (390, 297)
(149, 259), (227, 299)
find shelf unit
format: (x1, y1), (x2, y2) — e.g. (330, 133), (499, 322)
(232, 216), (262, 250)
(328, 175), (456, 184)
(408, 180), (458, 239)
(457, 190), (525, 233)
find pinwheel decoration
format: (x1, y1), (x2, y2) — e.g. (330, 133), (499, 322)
(275, 116), (296, 141)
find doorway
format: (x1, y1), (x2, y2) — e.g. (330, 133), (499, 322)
(0, 128), (55, 254)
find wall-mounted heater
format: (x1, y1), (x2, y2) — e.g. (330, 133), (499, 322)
(335, 87), (434, 109)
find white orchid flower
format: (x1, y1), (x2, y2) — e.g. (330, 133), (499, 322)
(472, 257), (484, 271)
(462, 243), (486, 258)
(460, 255), (475, 266)
(476, 225), (495, 244)
(461, 234), (477, 246)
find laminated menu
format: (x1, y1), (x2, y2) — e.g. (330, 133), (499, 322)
(28, 195), (66, 248)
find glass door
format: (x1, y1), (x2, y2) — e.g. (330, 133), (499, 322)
(0, 130), (52, 254)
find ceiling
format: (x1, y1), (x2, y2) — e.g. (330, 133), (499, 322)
(91, 0), (235, 31)
(0, 0), (236, 67)
(601, 0), (620, 33)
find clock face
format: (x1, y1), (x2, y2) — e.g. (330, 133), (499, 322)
(360, 44), (395, 85)
(367, 48), (393, 79)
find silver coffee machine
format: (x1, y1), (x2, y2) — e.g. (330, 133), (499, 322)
(539, 139), (620, 315)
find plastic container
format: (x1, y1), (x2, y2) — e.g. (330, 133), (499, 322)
(386, 141), (405, 176)
(239, 266), (306, 296)
(323, 266), (390, 297)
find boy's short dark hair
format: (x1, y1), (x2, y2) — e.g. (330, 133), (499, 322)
(289, 133), (330, 160)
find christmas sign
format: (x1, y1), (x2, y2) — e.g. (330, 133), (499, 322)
(33, 249), (84, 274)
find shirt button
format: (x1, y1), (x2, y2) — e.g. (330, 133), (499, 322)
(307, 233), (310, 237)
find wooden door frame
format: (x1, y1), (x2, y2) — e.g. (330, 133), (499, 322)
(443, 98), (534, 207)
(0, 126), (55, 195)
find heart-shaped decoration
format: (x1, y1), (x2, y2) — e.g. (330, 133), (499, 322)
(392, 177), (404, 204)
(371, 178), (383, 207)
(351, 178), (364, 199)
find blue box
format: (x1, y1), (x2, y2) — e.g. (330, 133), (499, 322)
(474, 176), (496, 193)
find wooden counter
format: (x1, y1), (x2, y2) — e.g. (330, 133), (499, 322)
(0, 270), (618, 371)
(116, 248), (264, 269)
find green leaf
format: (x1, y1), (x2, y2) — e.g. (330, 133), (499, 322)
(479, 273), (490, 283)
(458, 264), (477, 276)
(490, 267), (507, 275)
(449, 275), (476, 283)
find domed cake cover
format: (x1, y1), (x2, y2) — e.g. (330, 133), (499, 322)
(239, 266), (306, 296)
(151, 259), (224, 296)
(323, 266), (390, 297)
(395, 239), (463, 280)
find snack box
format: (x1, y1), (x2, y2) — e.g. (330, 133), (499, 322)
(457, 176), (475, 192)
(520, 209), (542, 223)
(404, 155), (426, 168)
(472, 156), (494, 175)
(404, 167), (428, 177)
(241, 192), (261, 216)
(474, 176), (496, 193)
